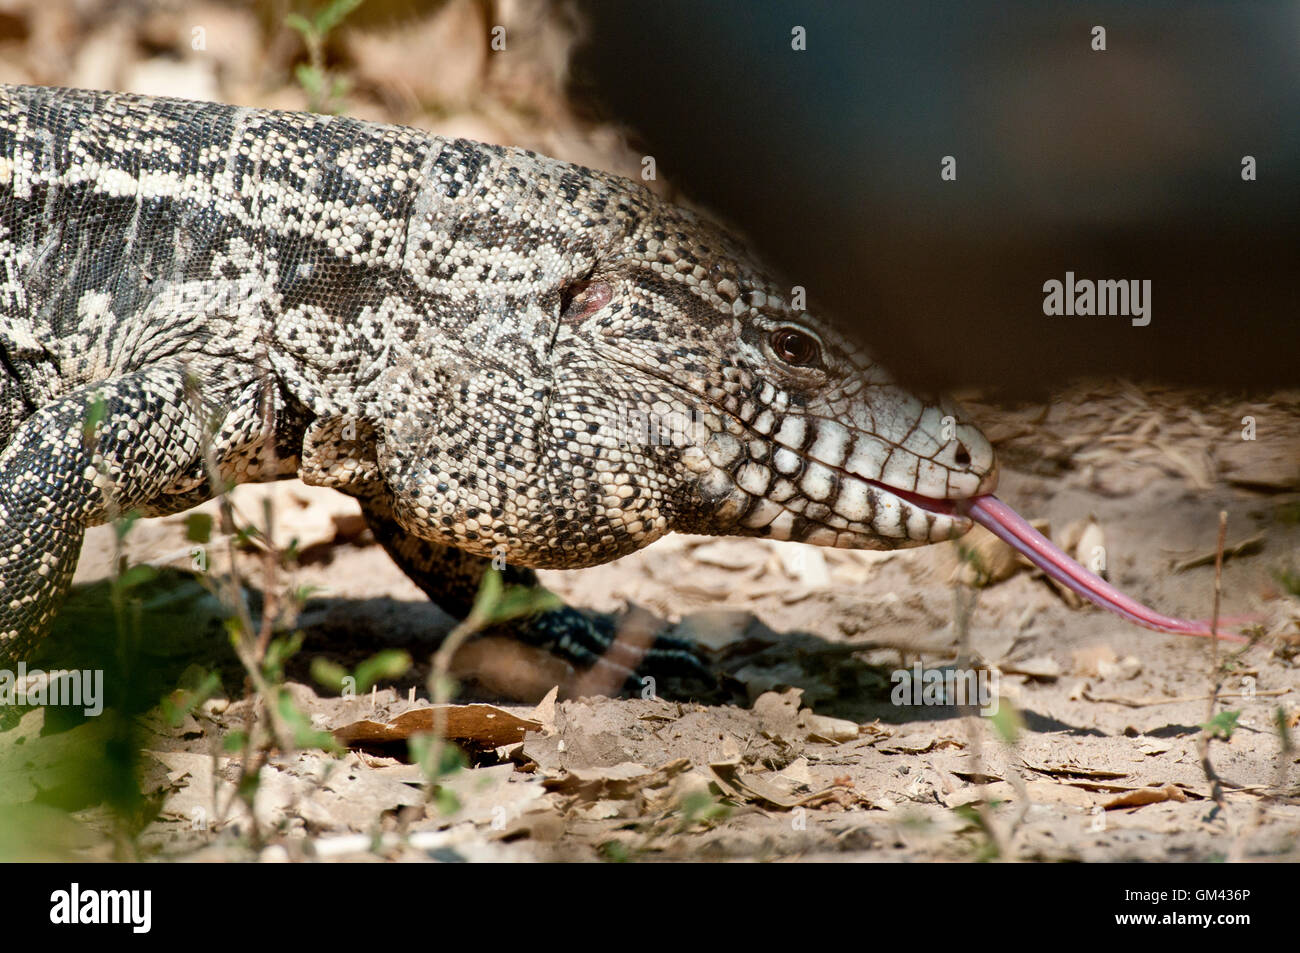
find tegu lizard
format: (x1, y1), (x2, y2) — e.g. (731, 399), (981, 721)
(0, 86), (1237, 688)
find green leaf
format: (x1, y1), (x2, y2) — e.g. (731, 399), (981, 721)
(952, 803), (981, 826)
(469, 570), (562, 626)
(985, 698), (1023, 745)
(432, 787), (461, 815)
(353, 649), (411, 693)
(469, 568), (503, 619)
(238, 771), (260, 800)
(294, 583), (324, 603)
(232, 523), (261, 546)
(294, 64), (324, 98)
(113, 510), (141, 542)
(223, 616), (247, 648)
(284, 12), (315, 39)
(275, 689), (338, 751)
(409, 733), (465, 782)
(679, 790), (729, 827)
(314, 0), (363, 35)
(185, 512), (213, 544)
(490, 586), (563, 624)
(955, 541), (991, 587)
(82, 395), (107, 443)
(223, 729), (248, 753)
(114, 563), (157, 591)
(160, 671), (222, 727)
(1276, 706), (1294, 752)
(1272, 566), (1300, 598)
(1201, 709), (1240, 740)
(599, 841), (631, 863)
(310, 657), (348, 693)
(262, 631), (305, 681)
(436, 744), (466, 776)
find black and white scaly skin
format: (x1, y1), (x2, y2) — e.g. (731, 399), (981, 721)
(0, 85), (998, 681)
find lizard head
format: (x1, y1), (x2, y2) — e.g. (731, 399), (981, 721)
(380, 151), (1237, 642)
(377, 155), (993, 570)
(551, 193), (999, 555)
(524, 178), (1245, 644)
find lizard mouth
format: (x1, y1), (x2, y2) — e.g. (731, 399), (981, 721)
(866, 481), (959, 517)
(881, 486), (1248, 643)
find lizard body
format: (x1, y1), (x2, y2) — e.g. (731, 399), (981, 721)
(0, 85), (997, 679)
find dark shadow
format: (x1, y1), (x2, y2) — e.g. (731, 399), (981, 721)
(34, 573), (1089, 743)
(1145, 723), (1202, 739)
(1019, 708), (1110, 738)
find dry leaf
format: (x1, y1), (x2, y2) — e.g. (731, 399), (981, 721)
(1024, 762), (1129, 781)
(1104, 784), (1188, 810)
(545, 758), (691, 801)
(708, 761), (840, 809)
(333, 704), (541, 749)
(1003, 655), (1062, 680)
(1172, 534), (1266, 573)
(799, 712), (861, 743)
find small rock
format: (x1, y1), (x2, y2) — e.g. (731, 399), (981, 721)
(1072, 643), (1117, 677)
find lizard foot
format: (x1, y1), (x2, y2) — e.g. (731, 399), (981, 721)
(497, 604), (717, 698)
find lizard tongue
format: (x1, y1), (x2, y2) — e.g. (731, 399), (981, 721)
(960, 495), (1246, 643)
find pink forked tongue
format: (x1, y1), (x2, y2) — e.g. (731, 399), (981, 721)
(960, 495), (1247, 643)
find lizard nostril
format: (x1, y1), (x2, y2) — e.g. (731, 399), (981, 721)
(954, 441), (971, 468)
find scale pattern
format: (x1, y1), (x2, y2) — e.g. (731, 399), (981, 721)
(0, 85), (997, 678)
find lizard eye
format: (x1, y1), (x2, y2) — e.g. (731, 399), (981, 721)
(770, 327), (822, 367)
(560, 280), (612, 319)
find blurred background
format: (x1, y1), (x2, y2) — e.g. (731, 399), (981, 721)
(573, 1), (1300, 397)
(1, 0), (1296, 397)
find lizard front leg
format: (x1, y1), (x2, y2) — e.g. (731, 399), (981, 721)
(0, 366), (210, 663)
(347, 484), (713, 691)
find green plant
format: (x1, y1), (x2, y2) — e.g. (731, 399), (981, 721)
(311, 649), (412, 697)
(286, 0), (364, 113)
(414, 570), (560, 808)
(1200, 709), (1241, 741)
(1272, 565), (1300, 597)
